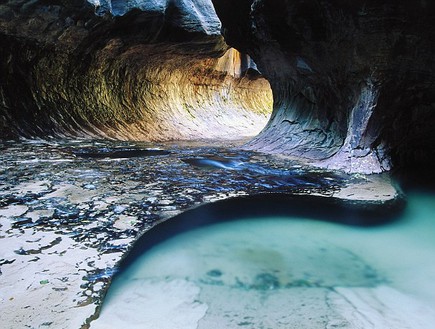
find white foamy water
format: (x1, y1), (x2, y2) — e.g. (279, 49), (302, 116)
(92, 193), (435, 329)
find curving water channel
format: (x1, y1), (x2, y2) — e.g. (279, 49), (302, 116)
(93, 192), (435, 329)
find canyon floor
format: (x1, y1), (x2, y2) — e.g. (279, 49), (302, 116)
(0, 138), (400, 328)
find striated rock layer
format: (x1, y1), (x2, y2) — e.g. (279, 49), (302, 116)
(2, 0), (435, 173)
(0, 0), (272, 141)
(212, 0), (435, 173)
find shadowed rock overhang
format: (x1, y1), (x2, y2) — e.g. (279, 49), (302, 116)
(212, 0), (435, 173)
(0, 0), (272, 141)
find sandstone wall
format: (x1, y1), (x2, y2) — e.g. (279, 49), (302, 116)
(0, 0), (272, 140)
(212, 0), (435, 172)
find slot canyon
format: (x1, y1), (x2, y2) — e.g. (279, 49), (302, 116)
(1, 1), (435, 328)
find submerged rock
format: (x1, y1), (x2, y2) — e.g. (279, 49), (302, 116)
(93, 211), (435, 329)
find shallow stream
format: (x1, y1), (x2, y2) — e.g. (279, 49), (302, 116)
(93, 192), (435, 329)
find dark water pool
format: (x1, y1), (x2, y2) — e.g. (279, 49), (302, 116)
(92, 192), (435, 329)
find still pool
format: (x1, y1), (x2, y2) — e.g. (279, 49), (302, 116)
(92, 193), (435, 329)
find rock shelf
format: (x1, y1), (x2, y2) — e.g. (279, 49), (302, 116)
(0, 139), (400, 328)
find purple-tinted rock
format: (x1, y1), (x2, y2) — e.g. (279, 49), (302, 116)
(212, 0), (435, 172)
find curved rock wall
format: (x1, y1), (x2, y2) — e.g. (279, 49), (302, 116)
(88, 0), (221, 35)
(212, 0), (435, 173)
(0, 0), (272, 140)
(2, 0), (435, 173)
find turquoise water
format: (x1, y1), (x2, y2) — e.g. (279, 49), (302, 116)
(92, 193), (435, 329)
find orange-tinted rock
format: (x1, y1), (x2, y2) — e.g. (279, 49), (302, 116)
(0, 1), (272, 141)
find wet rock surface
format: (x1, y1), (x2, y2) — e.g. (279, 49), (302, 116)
(212, 0), (435, 173)
(0, 139), (399, 328)
(72, 147), (171, 159)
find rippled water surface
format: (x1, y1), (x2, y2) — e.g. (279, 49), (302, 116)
(93, 192), (435, 329)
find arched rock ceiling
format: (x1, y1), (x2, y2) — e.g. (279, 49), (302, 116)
(212, 0), (435, 173)
(0, 0), (272, 141)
